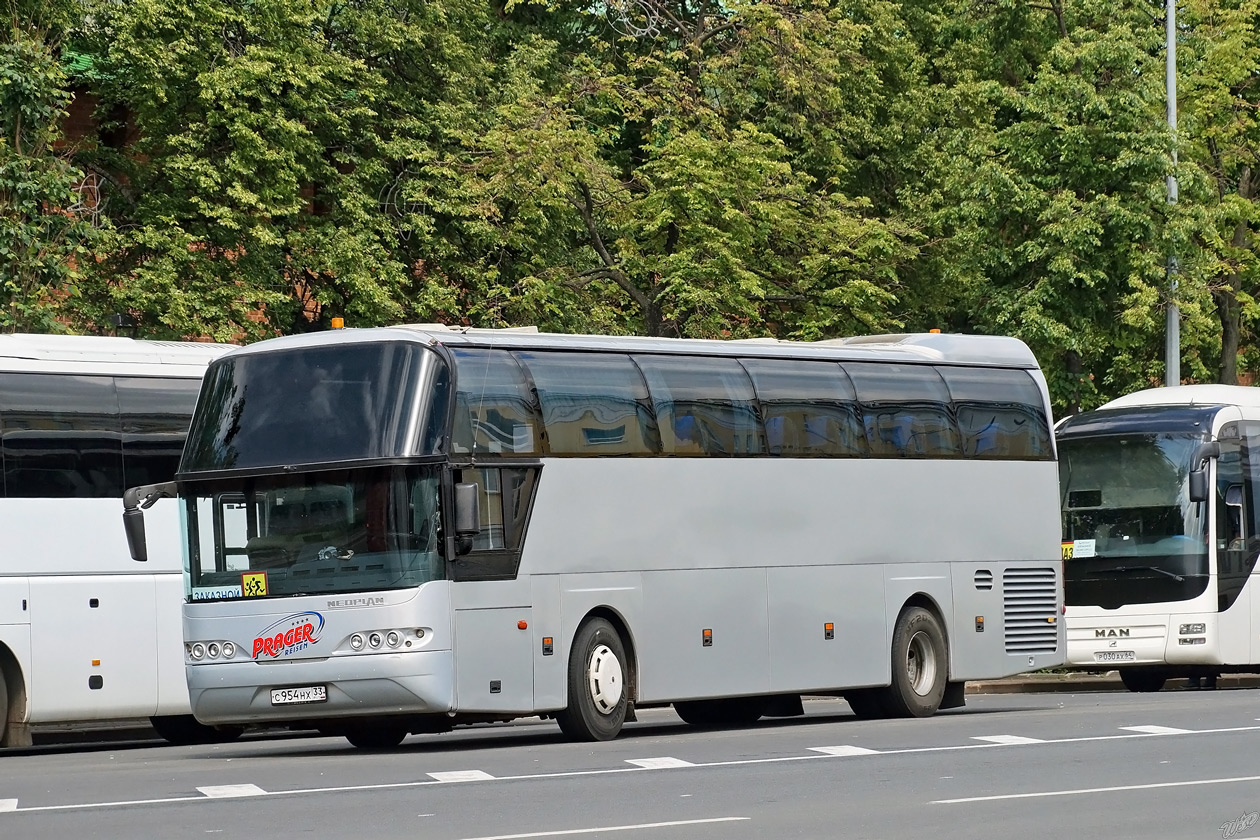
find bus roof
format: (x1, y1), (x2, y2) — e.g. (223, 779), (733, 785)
(222, 325), (1043, 370)
(1100, 384), (1260, 410)
(0, 334), (234, 367)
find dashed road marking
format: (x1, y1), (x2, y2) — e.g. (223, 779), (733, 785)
(1120, 725), (1193, 735)
(457, 816), (751, 840)
(428, 770), (496, 782)
(626, 757), (695, 769)
(971, 735), (1045, 745)
(0, 800), (17, 812)
(197, 785), (266, 798)
(809, 746), (880, 756)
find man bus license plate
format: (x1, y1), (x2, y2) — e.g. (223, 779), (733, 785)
(271, 685), (327, 705)
(1093, 650), (1135, 663)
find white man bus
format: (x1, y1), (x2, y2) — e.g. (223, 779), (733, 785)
(1058, 385), (1260, 692)
(123, 325), (1064, 748)
(0, 334), (234, 749)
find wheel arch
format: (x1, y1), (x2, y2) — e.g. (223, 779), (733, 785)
(577, 606), (638, 703)
(0, 641), (28, 742)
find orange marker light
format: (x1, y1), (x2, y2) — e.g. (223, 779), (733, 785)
(331, 317), (345, 329)
(929, 328), (941, 333)
(518, 620), (528, 630)
(92, 659), (101, 667)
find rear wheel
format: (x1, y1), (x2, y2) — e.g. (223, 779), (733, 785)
(344, 725), (409, 749)
(882, 606), (948, 717)
(0, 667), (8, 744)
(1119, 669), (1167, 693)
(556, 618), (628, 741)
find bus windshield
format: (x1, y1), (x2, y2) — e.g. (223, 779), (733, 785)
(1058, 433), (1209, 608)
(183, 466), (445, 600)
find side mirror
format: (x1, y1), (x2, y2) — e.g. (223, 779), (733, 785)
(1188, 441), (1220, 504)
(453, 482), (481, 556)
(122, 481), (177, 562)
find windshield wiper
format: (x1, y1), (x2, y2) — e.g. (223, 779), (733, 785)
(1098, 566), (1185, 582)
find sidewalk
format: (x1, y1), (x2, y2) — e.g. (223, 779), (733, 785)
(967, 671), (1260, 694)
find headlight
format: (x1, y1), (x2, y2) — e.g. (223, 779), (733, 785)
(222, 642), (236, 658)
(368, 632), (383, 649)
(191, 643), (205, 660)
(350, 633), (365, 651)
(386, 631), (401, 648)
(1179, 623), (1206, 635)
(207, 643), (220, 659)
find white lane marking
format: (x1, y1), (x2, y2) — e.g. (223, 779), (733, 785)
(197, 785), (266, 798)
(9, 724), (1260, 814)
(809, 746), (880, 756)
(1120, 725), (1193, 735)
(0, 800), (16, 812)
(971, 736), (1045, 745)
(457, 816), (750, 840)
(626, 757), (695, 769)
(933, 774), (1260, 804)
(429, 771), (496, 782)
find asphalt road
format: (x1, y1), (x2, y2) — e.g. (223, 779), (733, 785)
(3, 689), (1260, 840)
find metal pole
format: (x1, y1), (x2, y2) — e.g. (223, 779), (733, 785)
(1164, 0), (1180, 387)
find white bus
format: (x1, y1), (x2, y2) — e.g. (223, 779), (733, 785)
(0, 334), (233, 749)
(125, 326), (1064, 747)
(1058, 385), (1260, 691)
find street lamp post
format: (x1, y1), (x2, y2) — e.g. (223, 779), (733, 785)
(1165, 0), (1180, 387)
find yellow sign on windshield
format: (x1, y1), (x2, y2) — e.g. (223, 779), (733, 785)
(242, 572), (269, 598)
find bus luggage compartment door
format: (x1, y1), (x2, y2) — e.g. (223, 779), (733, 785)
(454, 607), (534, 712)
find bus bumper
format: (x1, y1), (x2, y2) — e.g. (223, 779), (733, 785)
(1065, 613), (1221, 667)
(187, 649), (456, 726)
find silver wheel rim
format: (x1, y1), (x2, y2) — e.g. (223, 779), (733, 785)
(587, 643), (624, 715)
(906, 630), (938, 696)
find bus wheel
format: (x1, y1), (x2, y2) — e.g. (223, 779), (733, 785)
(344, 725), (408, 749)
(884, 606), (948, 717)
(1119, 669), (1167, 693)
(674, 697), (768, 728)
(557, 618), (628, 742)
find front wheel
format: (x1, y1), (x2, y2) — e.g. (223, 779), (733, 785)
(1119, 669), (1167, 693)
(882, 606), (948, 717)
(556, 618), (629, 741)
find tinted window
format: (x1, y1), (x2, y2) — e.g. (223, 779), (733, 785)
(450, 349), (541, 456)
(516, 351), (660, 456)
(117, 376), (201, 486)
(937, 366), (1052, 460)
(842, 363), (960, 457)
(183, 342), (429, 472)
(634, 356), (763, 456)
(0, 373), (123, 498)
(742, 359), (866, 457)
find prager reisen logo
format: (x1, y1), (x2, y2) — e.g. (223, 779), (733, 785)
(253, 612), (324, 660)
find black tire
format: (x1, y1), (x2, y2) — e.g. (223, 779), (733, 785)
(150, 715), (243, 745)
(843, 688), (887, 720)
(344, 725), (409, 749)
(674, 697), (768, 728)
(1119, 669), (1167, 693)
(0, 667), (8, 744)
(556, 618), (629, 741)
(881, 606), (948, 718)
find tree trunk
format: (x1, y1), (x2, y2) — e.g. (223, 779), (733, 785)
(1215, 167), (1253, 385)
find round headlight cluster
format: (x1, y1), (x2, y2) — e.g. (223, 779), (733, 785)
(348, 629), (410, 653)
(187, 641), (236, 661)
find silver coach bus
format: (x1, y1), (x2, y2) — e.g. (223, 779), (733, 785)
(124, 326), (1063, 747)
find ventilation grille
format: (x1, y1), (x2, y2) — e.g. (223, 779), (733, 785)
(1003, 567), (1059, 654)
(974, 570), (994, 590)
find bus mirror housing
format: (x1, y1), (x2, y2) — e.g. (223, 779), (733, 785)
(1188, 441), (1221, 503)
(121, 482), (177, 562)
(454, 482), (481, 556)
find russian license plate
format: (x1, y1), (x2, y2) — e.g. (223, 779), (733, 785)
(1093, 650), (1136, 663)
(270, 685), (327, 705)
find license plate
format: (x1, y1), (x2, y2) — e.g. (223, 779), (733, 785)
(270, 685), (327, 705)
(1093, 650), (1136, 663)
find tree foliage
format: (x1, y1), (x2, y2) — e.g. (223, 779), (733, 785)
(9, 0), (1260, 413)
